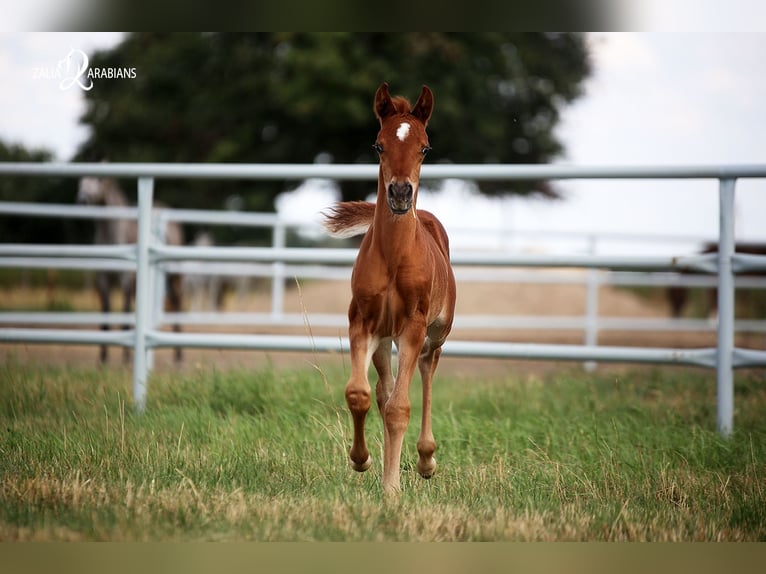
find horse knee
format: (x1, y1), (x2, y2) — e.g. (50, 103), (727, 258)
(345, 386), (370, 415)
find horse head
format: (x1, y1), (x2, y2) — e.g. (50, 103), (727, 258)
(76, 176), (106, 205)
(373, 83), (434, 216)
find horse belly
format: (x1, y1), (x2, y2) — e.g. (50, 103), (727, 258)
(425, 262), (456, 342)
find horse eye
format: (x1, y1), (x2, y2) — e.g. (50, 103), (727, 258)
(421, 145), (432, 156)
(373, 142), (384, 154)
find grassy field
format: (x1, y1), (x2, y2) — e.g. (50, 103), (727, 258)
(1, 357), (764, 541)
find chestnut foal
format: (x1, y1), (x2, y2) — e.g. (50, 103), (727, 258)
(325, 83), (456, 493)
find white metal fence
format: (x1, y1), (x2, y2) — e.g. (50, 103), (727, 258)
(5, 200), (765, 335)
(1, 162), (766, 436)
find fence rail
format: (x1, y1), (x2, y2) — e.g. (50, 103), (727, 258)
(2, 161), (766, 437)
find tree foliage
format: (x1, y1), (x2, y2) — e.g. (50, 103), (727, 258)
(0, 140), (89, 244)
(77, 33), (590, 211)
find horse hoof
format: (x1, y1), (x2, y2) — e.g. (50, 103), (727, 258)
(351, 456), (372, 473)
(417, 457), (437, 479)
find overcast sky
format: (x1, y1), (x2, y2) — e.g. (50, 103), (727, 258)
(1, 32), (765, 255)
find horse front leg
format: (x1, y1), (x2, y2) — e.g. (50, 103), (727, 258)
(382, 321), (425, 494)
(345, 316), (377, 473)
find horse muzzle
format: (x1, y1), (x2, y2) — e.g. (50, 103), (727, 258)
(387, 182), (413, 215)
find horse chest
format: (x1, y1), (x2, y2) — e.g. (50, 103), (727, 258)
(351, 259), (432, 336)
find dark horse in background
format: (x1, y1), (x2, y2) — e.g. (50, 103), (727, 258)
(77, 176), (184, 364)
(667, 242), (766, 319)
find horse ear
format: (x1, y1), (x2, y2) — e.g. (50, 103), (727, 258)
(374, 82), (396, 123)
(411, 85), (434, 126)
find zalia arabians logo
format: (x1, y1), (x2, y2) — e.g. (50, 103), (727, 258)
(32, 48), (137, 91)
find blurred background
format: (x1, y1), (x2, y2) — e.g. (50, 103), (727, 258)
(1, 32), (764, 253)
(1, 32), (765, 368)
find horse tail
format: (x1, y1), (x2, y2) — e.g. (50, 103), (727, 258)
(323, 201), (375, 238)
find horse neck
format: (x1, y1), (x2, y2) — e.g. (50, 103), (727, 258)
(370, 175), (418, 263)
(96, 180), (132, 244)
(104, 181), (128, 207)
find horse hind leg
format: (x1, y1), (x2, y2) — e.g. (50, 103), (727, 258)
(372, 338), (394, 418)
(372, 338), (394, 466)
(96, 273), (110, 364)
(416, 342), (442, 479)
(122, 275), (135, 365)
(167, 273), (183, 364)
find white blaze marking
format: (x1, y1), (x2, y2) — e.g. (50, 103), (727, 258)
(396, 122), (410, 141)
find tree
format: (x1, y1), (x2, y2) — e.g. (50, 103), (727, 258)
(0, 139), (87, 244)
(77, 33), (590, 216)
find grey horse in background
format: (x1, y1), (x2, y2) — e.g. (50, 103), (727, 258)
(77, 176), (184, 364)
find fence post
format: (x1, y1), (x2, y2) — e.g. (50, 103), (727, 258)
(584, 234), (599, 372)
(133, 177), (154, 414)
(716, 177), (736, 437)
(148, 210), (169, 371)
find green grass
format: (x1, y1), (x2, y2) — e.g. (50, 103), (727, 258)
(0, 268), (88, 290)
(0, 359), (764, 541)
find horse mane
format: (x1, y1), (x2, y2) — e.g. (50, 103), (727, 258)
(390, 96), (411, 114)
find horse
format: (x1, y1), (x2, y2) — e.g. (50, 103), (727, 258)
(324, 83), (456, 494)
(667, 242), (766, 319)
(77, 176), (184, 364)
(184, 231), (231, 311)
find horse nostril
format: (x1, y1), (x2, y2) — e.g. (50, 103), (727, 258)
(387, 182), (414, 214)
(388, 182), (413, 199)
